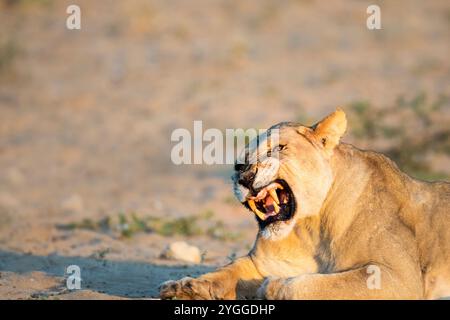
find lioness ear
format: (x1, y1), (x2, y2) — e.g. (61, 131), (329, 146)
(312, 108), (347, 152)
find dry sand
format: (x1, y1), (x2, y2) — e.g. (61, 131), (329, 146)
(0, 0), (449, 299)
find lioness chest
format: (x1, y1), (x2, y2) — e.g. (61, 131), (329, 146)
(250, 231), (320, 277)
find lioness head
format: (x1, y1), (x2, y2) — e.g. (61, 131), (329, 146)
(232, 109), (347, 240)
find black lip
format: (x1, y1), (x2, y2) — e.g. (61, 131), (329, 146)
(242, 179), (296, 228)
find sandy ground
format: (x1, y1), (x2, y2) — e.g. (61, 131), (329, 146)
(0, 0), (449, 299)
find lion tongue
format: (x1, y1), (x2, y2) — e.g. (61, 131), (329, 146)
(264, 196), (277, 217)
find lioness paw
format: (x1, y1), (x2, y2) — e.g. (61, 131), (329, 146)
(257, 277), (290, 300)
(159, 277), (215, 300)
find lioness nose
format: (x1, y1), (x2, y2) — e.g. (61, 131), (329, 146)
(238, 170), (256, 188)
(234, 163), (250, 172)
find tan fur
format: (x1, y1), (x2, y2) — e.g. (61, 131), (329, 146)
(159, 109), (450, 300)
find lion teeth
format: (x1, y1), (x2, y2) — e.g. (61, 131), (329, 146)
(248, 199), (266, 221)
(273, 201), (280, 214)
(264, 182), (283, 191)
(268, 189), (280, 204)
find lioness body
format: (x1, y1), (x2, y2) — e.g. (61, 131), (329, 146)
(251, 143), (450, 299)
(160, 110), (450, 299)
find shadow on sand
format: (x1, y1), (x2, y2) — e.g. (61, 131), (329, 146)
(0, 250), (213, 298)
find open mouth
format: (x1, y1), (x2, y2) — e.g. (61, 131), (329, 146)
(243, 179), (296, 225)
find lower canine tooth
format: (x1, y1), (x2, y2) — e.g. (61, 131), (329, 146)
(248, 199), (266, 221)
(273, 201), (280, 213)
(268, 189), (280, 204)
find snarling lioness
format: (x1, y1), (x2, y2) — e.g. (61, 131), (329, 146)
(160, 109), (450, 299)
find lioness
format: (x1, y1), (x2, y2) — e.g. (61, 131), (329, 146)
(160, 109), (450, 299)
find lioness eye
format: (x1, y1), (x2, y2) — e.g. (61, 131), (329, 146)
(268, 145), (285, 157)
(275, 145), (286, 152)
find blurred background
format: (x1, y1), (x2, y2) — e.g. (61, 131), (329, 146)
(0, 0), (449, 299)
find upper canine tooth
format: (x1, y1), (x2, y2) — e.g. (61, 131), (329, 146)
(268, 189), (280, 204)
(274, 182), (284, 190)
(248, 199), (266, 221)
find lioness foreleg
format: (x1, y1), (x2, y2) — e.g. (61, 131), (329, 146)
(159, 256), (263, 299)
(258, 265), (422, 299)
